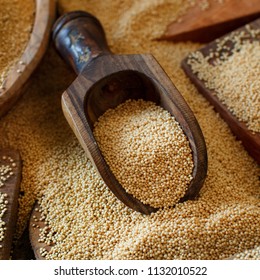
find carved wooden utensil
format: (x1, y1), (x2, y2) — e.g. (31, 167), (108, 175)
(160, 0), (260, 43)
(182, 18), (260, 164)
(52, 11), (208, 214)
(0, 148), (22, 260)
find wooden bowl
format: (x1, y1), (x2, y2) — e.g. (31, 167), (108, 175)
(0, 0), (56, 118)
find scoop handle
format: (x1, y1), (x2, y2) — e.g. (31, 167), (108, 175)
(52, 11), (111, 74)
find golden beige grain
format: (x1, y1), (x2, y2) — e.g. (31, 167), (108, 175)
(187, 28), (260, 132)
(0, 156), (16, 245)
(0, 0), (259, 260)
(93, 99), (193, 208)
(231, 246), (260, 260)
(0, 0), (34, 87)
(0, 192), (8, 243)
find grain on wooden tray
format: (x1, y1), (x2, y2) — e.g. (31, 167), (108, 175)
(0, 0), (259, 260)
(93, 99), (193, 208)
(0, 156), (16, 248)
(0, 192), (8, 248)
(186, 25), (260, 133)
(0, 0), (35, 88)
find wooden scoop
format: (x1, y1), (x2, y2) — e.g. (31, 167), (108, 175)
(52, 11), (208, 214)
(0, 148), (22, 260)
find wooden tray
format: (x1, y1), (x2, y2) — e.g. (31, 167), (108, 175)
(29, 201), (49, 260)
(0, 0), (56, 118)
(0, 149), (22, 260)
(182, 18), (260, 164)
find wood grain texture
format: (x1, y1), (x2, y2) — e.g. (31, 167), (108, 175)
(0, 0), (56, 118)
(29, 202), (48, 260)
(11, 224), (35, 260)
(160, 0), (260, 42)
(53, 11), (208, 214)
(52, 11), (111, 74)
(0, 149), (22, 260)
(182, 18), (260, 164)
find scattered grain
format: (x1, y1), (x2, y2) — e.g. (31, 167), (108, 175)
(231, 246), (260, 260)
(0, 0), (259, 260)
(199, 0), (210, 10)
(0, 156), (15, 247)
(0, 192), (8, 244)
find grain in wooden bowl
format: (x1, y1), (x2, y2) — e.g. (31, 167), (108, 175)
(182, 18), (260, 163)
(0, 0), (35, 88)
(0, 0), (56, 118)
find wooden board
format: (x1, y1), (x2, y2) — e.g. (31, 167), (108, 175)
(11, 224), (35, 260)
(160, 0), (260, 42)
(0, 0), (56, 118)
(181, 18), (260, 164)
(0, 149), (22, 260)
(29, 202), (49, 260)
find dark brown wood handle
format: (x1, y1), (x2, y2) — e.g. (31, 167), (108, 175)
(52, 11), (111, 74)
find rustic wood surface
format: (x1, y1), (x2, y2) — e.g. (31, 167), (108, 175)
(0, 0), (56, 118)
(52, 11), (208, 215)
(181, 18), (260, 164)
(11, 224), (35, 260)
(0, 149), (22, 260)
(29, 202), (49, 260)
(160, 0), (260, 42)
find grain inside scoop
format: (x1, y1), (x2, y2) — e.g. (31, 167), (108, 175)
(52, 11), (208, 214)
